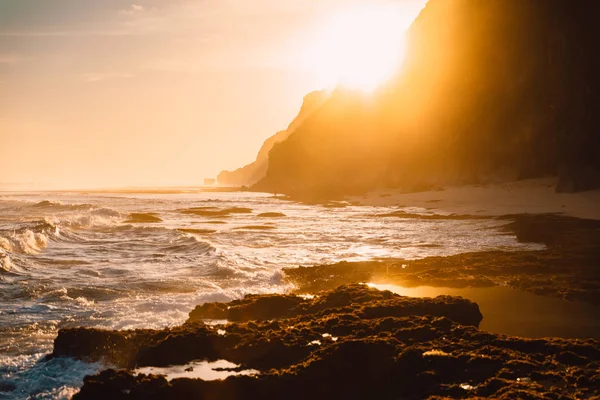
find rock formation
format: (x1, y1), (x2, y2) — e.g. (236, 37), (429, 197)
(54, 284), (600, 400)
(217, 90), (328, 186)
(249, 0), (600, 198)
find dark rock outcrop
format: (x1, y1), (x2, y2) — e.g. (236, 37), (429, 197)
(187, 283), (483, 326)
(50, 285), (482, 369)
(66, 283), (599, 399)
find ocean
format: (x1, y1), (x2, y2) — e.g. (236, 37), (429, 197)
(0, 190), (542, 399)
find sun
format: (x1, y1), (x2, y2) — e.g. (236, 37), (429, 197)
(310, 3), (419, 92)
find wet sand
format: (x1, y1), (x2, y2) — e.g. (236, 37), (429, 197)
(348, 178), (600, 220)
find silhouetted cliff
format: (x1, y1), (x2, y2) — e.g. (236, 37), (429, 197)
(253, 0), (600, 198)
(217, 91), (328, 186)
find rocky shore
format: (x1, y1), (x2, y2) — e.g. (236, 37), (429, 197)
(49, 284), (599, 399)
(287, 214), (600, 306)
(41, 213), (600, 399)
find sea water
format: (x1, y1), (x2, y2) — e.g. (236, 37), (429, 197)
(0, 190), (543, 399)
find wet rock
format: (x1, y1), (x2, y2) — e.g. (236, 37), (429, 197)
(0, 381), (16, 392)
(189, 293), (303, 322)
(257, 212), (286, 218)
(187, 284), (483, 327)
(53, 285), (483, 368)
(55, 284), (599, 399)
(555, 351), (589, 366)
(50, 322), (207, 367)
(74, 369), (170, 400)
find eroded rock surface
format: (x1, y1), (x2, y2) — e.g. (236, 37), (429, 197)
(49, 284), (600, 399)
(51, 285), (482, 369)
(187, 284), (482, 326)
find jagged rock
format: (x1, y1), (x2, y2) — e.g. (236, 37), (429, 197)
(51, 285), (482, 370)
(187, 284), (483, 326)
(68, 283), (599, 399)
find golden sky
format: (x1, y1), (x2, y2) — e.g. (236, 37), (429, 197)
(0, 0), (426, 188)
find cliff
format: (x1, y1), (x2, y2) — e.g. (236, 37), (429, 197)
(253, 0), (600, 198)
(217, 90), (328, 186)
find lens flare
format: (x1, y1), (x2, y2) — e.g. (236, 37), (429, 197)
(311, 4), (413, 92)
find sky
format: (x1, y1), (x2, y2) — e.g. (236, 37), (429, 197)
(0, 0), (426, 188)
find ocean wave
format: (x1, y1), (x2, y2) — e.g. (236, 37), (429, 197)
(0, 222), (55, 255)
(0, 251), (25, 279)
(24, 200), (123, 230)
(32, 200), (95, 211)
(1, 215), (115, 254)
(0, 249), (13, 272)
(188, 272), (292, 304)
(160, 235), (214, 255)
(45, 210), (122, 230)
(0, 204), (125, 256)
(0, 354), (106, 400)
(32, 200), (62, 208)
(60, 287), (125, 303)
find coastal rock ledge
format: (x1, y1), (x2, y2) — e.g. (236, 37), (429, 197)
(51, 284), (600, 399)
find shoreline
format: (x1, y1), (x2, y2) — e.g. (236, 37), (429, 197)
(58, 284), (600, 399)
(285, 213), (600, 306)
(6, 186), (600, 399)
(34, 212), (600, 399)
(347, 178), (600, 220)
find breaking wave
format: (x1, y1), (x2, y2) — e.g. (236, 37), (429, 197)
(0, 191), (546, 399)
(32, 200), (95, 211)
(0, 220), (57, 255)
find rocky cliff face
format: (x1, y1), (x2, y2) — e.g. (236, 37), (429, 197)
(217, 91), (328, 186)
(254, 0), (600, 198)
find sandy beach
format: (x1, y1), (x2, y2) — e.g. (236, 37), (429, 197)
(349, 178), (600, 220)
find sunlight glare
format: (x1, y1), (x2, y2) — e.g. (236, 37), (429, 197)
(312, 4), (412, 92)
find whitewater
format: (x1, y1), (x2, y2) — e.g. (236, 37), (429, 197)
(0, 190), (543, 399)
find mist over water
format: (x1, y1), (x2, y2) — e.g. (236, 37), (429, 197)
(0, 190), (542, 398)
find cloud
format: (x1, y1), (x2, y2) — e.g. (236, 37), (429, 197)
(119, 4), (146, 15)
(81, 72), (133, 82)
